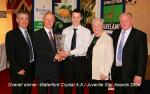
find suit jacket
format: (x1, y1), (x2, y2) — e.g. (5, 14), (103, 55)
(5, 28), (33, 79)
(111, 27), (148, 81)
(92, 32), (114, 80)
(33, 28), (60, 80)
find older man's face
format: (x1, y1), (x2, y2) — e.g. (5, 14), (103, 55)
(43, 13), (55, 30)
(120, 15), (133, 31)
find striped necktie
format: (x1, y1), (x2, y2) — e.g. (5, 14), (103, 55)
(49, 31), (55, 51)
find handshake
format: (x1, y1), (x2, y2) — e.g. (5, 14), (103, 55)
(54, 49), (70, 62)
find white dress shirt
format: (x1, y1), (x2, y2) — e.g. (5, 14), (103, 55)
(62, 25), (91, 56)
(116, 27), (132, 66)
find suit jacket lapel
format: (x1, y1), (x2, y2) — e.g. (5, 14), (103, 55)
(41, 28), (56, 54)
(16, 28), (29, 46)
(41, 28), (51, 44)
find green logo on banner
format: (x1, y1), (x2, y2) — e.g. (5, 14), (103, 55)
(104, 5), (123, 23)
(34, 21), (43, 31)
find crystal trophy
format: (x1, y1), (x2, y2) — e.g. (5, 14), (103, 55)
(54, 34), (65, 53)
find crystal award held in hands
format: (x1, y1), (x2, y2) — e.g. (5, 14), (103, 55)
(54, 34), (65, 52)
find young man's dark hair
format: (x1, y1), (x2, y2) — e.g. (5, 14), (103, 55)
(71, 8), (82, 17)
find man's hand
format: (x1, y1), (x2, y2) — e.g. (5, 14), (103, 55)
(133, 75), (142, 86)
(60, 51), (70, 58)
(54, 54), (65, 62)
(17, 69), (26, 75)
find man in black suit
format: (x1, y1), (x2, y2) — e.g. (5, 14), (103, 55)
(33, 12), (63, 94)
(111, 12), (148, 94)
(5, 10), (34, 94)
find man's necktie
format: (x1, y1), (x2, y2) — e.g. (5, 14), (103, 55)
(48, 31), (55, 51)
(71, 28), (77, 50)
(116, 31), (125, 66)
(25, 31), (34, 63)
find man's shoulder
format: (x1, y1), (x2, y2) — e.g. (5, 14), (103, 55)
(62, 26), (72, 34)
(6, 28), (19, 36)
(6, 31), (13, 39)
(80, 25), (90, 31)
(6, 30), (13, 35)
(6, 28), (21, 42)
(132, 27), (146, 36)
(112, 29), (121, 35)
(34, 28), (44, 34)
(63, 26), (72, 30)
(113, 28), (121, 32)
(79, 26), (91, 35)
(36, 28), (44, 32)
(133, 28), (145, 33)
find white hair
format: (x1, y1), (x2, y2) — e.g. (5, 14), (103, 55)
(92, 18), (104, 26)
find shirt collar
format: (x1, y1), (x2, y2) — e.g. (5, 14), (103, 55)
(44, 27), (53, 34)
(121, 27), (132, 35)
(19, 26), (27, 33)
(71, 25), (81, 30)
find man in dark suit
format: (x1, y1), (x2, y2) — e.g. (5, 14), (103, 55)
(111, 12), (148, 94)
(5, 10), (34, 94)
(33, 12), (63, 94)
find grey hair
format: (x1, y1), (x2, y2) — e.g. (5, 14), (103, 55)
(91, 18), (104, 26)
(120, 12), (133, 18)
(16, 10), (29, 18)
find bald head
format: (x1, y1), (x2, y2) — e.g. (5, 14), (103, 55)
(43, 11), (55, 30)
(43, 12), (55, 20)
